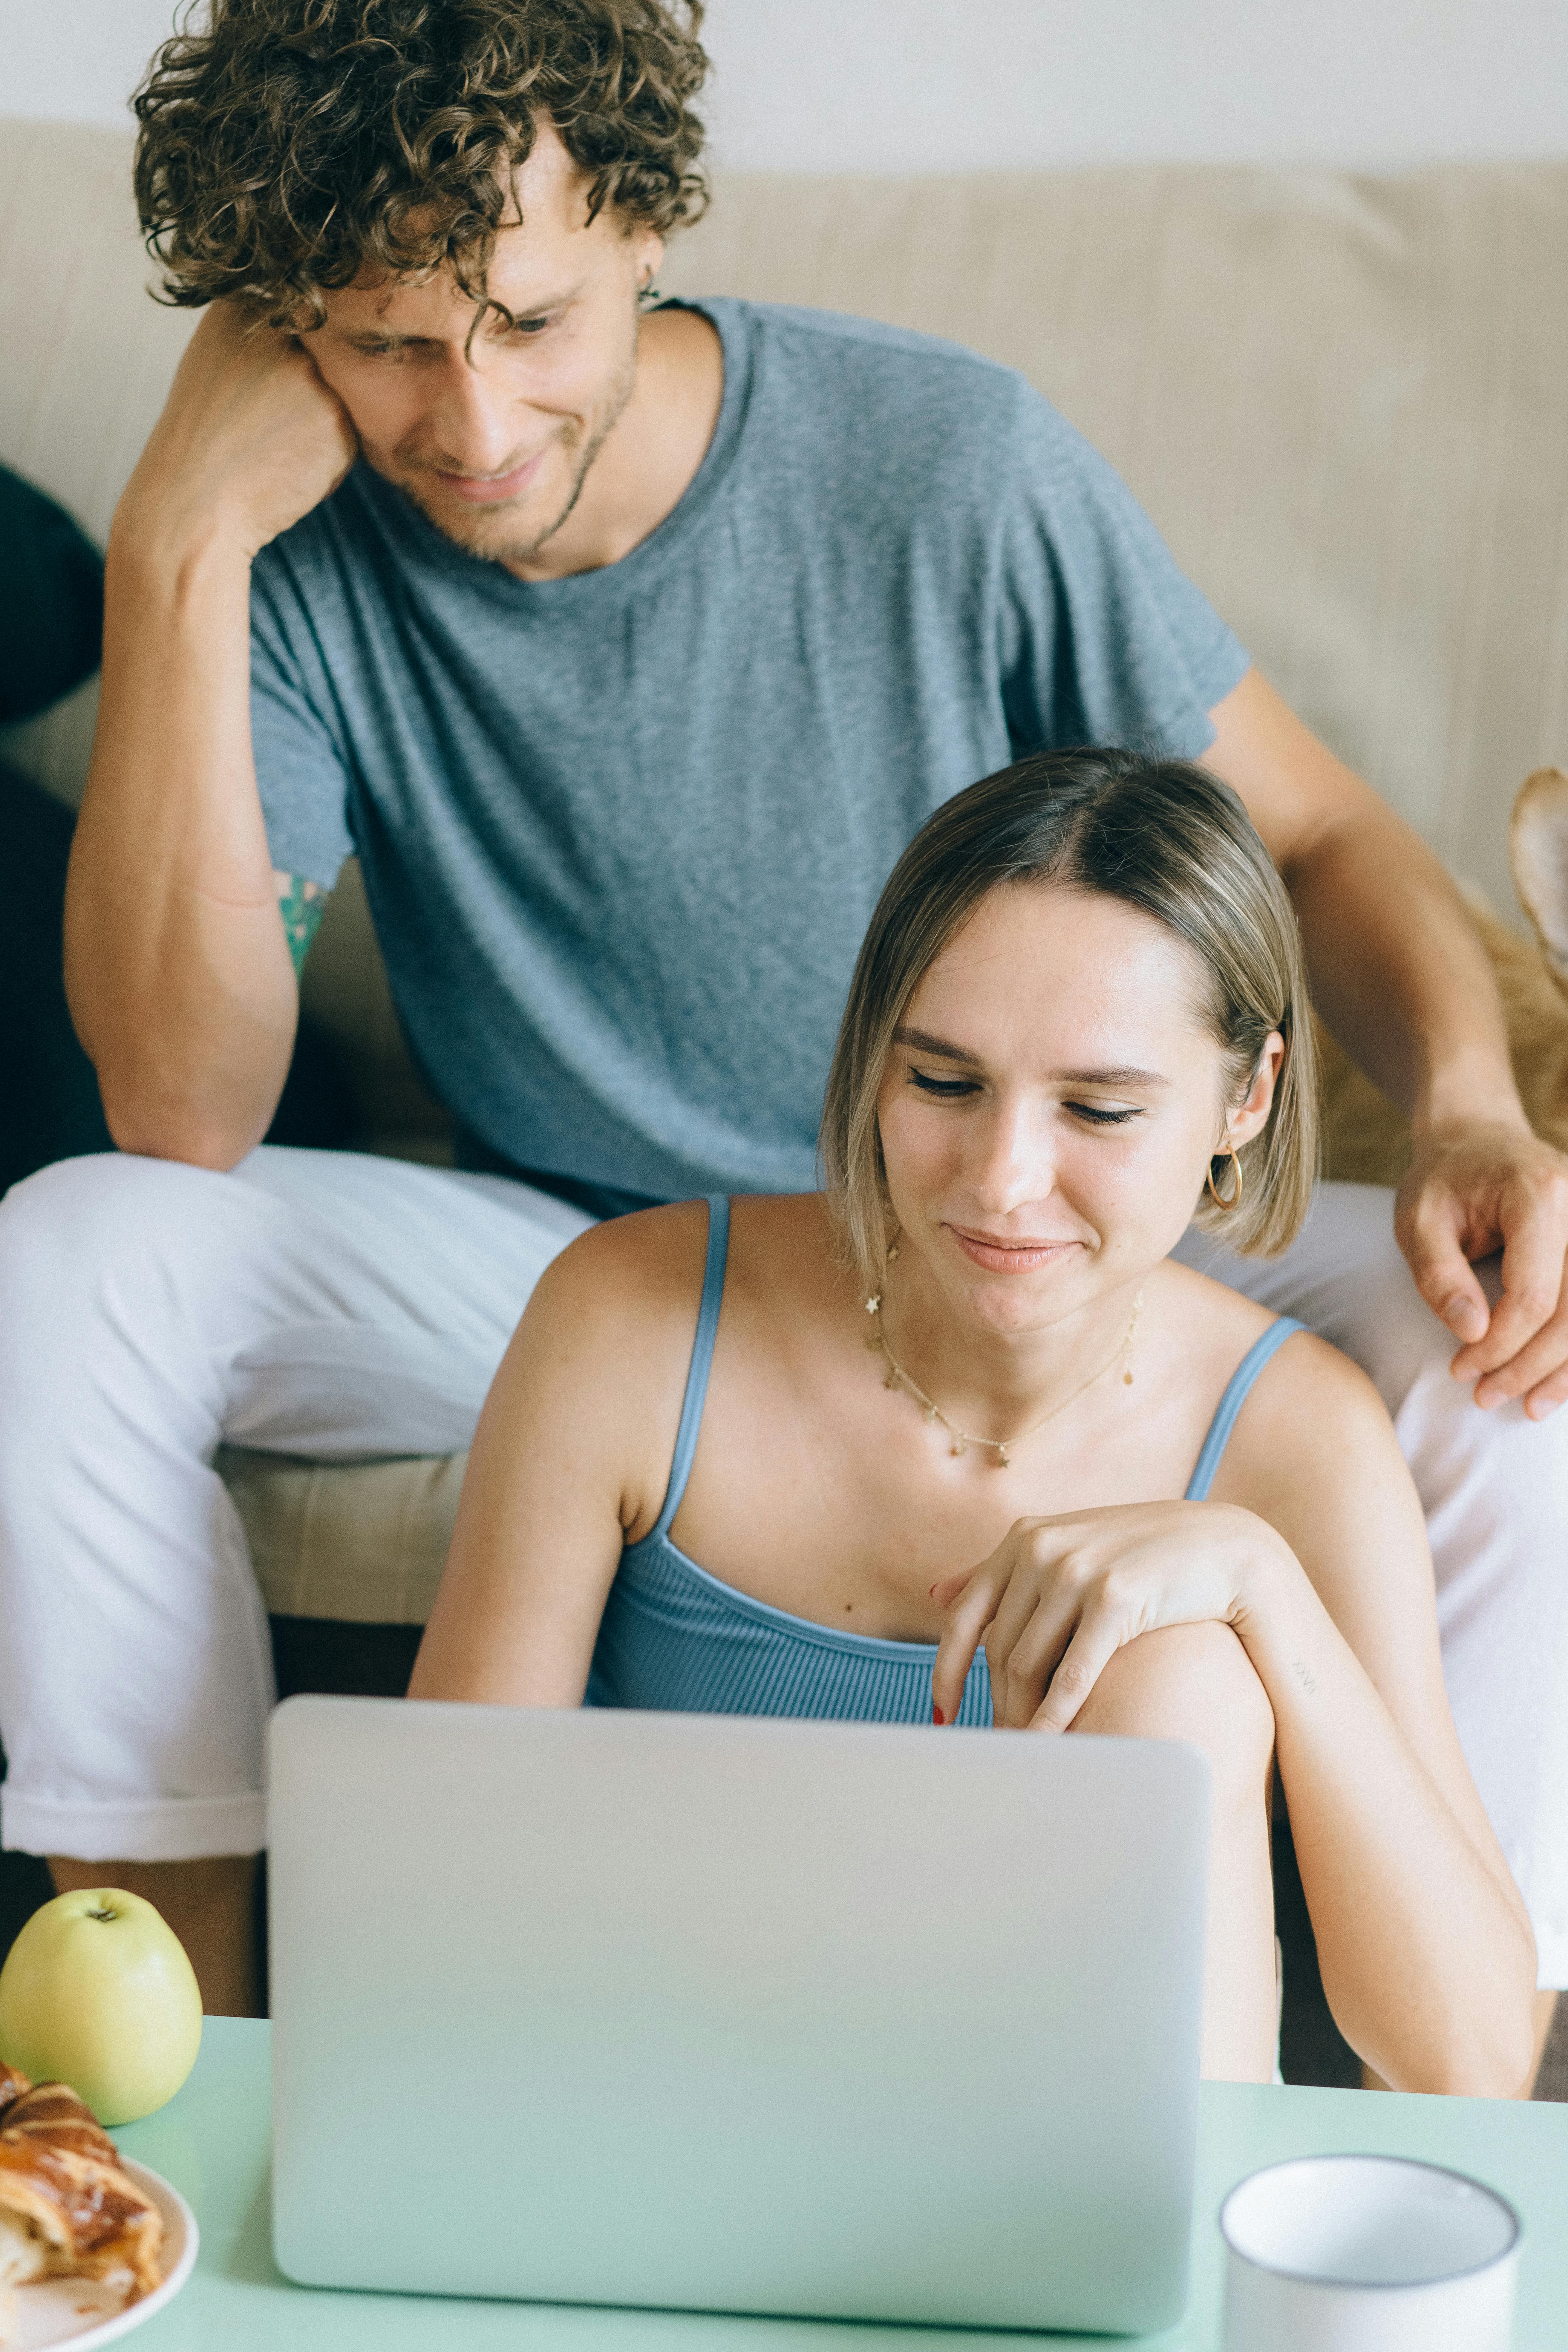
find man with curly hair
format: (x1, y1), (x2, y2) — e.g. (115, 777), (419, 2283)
(2, 0), (1568, 2062)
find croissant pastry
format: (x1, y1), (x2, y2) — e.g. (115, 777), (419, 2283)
(0, 2063), (164, 2334)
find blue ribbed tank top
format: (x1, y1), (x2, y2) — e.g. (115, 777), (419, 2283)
(585, 1197), (1303, 1724)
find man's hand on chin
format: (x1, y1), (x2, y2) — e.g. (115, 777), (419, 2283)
(1395, 1121), (1568, 1417)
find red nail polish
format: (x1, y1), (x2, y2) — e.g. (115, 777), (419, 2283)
(932, 1703), (944, 1725)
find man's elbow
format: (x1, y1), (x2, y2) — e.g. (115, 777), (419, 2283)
(101, 1089), (272, 1173)
(85, 1005), (294, 1172)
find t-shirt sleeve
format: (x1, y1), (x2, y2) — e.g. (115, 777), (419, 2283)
(995, 382), (1250, 763)
(249, 549), (356, 889)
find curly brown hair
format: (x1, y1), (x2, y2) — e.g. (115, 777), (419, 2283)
(133, 0), (710, 330)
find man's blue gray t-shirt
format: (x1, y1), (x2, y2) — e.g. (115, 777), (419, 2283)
(251, 297), (1248, 1204)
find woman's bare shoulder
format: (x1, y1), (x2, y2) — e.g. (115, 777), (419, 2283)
(1161, 1261), (1378, 1396)
(485, 1204), (719, 1551)
(1204, 1301), (1412, 1521)
(1201, 1285), (1440, 1662)
(1155, 1259), (1405, 1496)
(523, 1192), (837, 1368)
(515, 1195), (835, 1543)
(527, 1199), (712, 1334)
(1239, 1313), (1390, 1441)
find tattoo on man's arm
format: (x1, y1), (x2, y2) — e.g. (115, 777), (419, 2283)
(275, 872), (326, 977)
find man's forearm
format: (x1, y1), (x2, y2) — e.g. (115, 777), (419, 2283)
(65, 525), (298, 1168)
(1209, 671), (1568, 1396)
(1205, 669), (1527, 1141)
(1285, 796), (1527, 1140)
(64, 297), (358, 1168)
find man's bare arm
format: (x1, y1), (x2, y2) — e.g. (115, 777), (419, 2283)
(1207, 670), (1521, 1135)
(64, 304), (355, 1169)
(1207, 668), (1568, 1412)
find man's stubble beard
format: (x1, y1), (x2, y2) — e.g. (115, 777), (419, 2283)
(388, 333), (640, 571)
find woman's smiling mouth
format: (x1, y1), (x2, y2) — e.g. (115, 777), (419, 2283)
(946, 1225), (1084, 1274)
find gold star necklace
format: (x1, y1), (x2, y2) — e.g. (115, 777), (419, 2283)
(864, 1270), (1142, 1468)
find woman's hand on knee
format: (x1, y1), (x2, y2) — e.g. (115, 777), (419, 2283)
(929, 1501), (1292, 1733)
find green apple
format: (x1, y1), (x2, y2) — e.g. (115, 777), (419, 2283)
(0, 1888), (202, 2126)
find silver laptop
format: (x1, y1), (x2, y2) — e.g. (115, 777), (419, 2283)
(268, 1695), (1209, 2335)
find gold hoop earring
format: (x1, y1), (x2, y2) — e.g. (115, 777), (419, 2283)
(1206, 1147), (1244, 1210)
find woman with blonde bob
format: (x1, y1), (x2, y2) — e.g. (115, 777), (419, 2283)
(412, 746), (1534, 2091)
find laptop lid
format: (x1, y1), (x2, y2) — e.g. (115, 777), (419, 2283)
(269, 1695), (1208, 2334)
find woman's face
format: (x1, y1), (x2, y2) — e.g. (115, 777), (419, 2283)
(875, 881), (1282, 1336)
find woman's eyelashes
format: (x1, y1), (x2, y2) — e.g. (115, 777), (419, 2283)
(906, 1068), (1141, 1126)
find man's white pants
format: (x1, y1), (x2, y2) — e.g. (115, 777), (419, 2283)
(2, 1148), (1566, 1984)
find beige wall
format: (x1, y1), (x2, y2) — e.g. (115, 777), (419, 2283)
(6, 0), (1568, 168)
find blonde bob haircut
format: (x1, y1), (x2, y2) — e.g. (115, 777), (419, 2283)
(820, 747), (1320, 1299)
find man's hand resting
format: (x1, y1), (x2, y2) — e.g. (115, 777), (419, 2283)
(118, 300), (357, 563)
(1396, 1121), (1568, 1417)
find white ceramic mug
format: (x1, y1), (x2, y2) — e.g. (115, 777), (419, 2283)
(1220, 2153), (1520, 2350)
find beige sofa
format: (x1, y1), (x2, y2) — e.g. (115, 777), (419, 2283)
(3, 121), (1567, 1631)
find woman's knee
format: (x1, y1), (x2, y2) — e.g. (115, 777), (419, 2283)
(1074, 1622), (1275, 1792)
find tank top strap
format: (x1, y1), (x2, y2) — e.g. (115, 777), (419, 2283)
(1184, 1315), (1305, 1502)
(646, 1195), (731, 1542)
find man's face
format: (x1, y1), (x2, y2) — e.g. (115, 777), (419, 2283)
(309, 122), (661, 571)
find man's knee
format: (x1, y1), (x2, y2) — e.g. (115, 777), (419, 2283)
(1312, 1238), (1458, 1413)
(0, 1153), (252, 1440)
(0, 1151), (242, 1311)
(3, 1150), (192, 1280)
(1076, 1622), (1275, 1794)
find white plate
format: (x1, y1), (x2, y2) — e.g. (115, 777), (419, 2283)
(2, 2159), (198, 2350)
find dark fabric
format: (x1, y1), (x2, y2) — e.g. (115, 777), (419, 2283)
(0, 761), (356, 1198)
(0, 467), (112, 1191)
(0, 469), (104, 724)
(267, 1014), (358, 1155)
(0, 762), (113, 1194)
(1272, 1812), (1361, 2088)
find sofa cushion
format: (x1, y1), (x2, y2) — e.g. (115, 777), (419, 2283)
(219, 1446), (464, 1625)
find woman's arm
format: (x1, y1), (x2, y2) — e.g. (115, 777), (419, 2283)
(408, 1204), (708, 1707)
(930, 1338), (1536, 2096)
(1222, 1335), (1536, 2093)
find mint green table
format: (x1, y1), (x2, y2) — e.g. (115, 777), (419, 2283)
(117, 2021), (1568, 2348)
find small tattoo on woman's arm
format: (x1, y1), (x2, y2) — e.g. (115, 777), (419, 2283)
(276, 873), (326, 977)
(1291, 1658), (1319, 1695)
